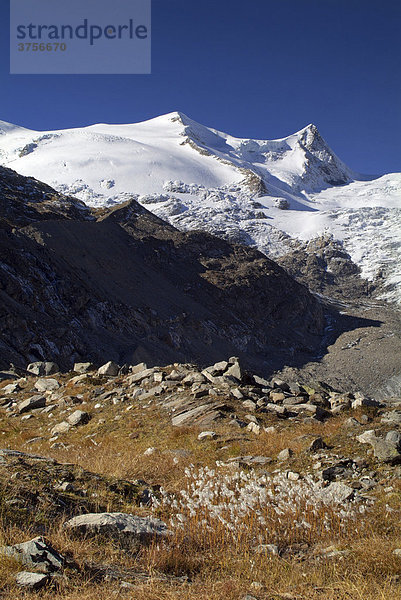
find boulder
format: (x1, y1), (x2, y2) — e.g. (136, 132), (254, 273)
(270, 391), (285, 403)
(51, 421), (71, 435)
(34, 378), (60, 392)
(309, 437), (328, 452)
(18, 395), (46, 414)
(182, 372), (206, 385)
(63, 512), (169, 547)
(381, 411), (401, 425)
(67, 410), (91, 427)
(225, 358), (242, 381)
(73, 362), (95, 374)
(371, 439), (401, 464)
(277, 448), (293, 461)
(0, 536), (65, 573)
(97, 361), (120, 377)
(351, 396), (381, 409)
(2, 382), (20, 394)
(320, 482), (354, 503)
(385, 430), (401, 448)
(253, 375), (271, 388)
(27, 362), (59, 376)
(130, 362), (148, 374)
(127, 368), (156, 384)
(246, 422), (261, 435)
(356, 430), (377, 444)
(242, 399), (257, 411)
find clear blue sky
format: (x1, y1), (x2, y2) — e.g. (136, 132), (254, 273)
(1, 0), (400, 174)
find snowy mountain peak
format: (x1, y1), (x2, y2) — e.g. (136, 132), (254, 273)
(0, 111), (399, 303)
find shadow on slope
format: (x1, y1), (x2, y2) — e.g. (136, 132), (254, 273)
(0, 167), (385, 377)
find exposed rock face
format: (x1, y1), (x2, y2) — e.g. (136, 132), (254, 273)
(276, 235), (374, 300)
(0, 166), (325, 374)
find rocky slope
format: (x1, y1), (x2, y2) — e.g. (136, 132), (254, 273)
(0, 165), (325, 374)
(1, 358), (401, 597)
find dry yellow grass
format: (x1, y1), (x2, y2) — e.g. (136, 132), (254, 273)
(1, 375), (401, 599)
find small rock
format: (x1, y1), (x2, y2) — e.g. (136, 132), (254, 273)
(247, 422), (261, 435)
(393, 549), (401, 557)
(321, 482), (354, 503)
(277, 448), (293, 461)
(242, 399), (257, 411)
(356, 430), (377, 444)
(3, 382), (20, 394)
(16, 571), (49, 590)
(309, 437), (328, 452)
(381, 411), (401, 425)
(255, 543), (279, 556)
(130, 362), (148, 374)
(197, 431), (217, 441)
(286, 471), (300, 481)
(73, 362), (94, 374)
(264, 426), (276, 434)
(67, 410), (91, 427)
(250, 581), (263, 590)
(51, 421), (71, 435)
(321, 546), (350, 559)
(55, 481), (74, 492)
(385, 430), (401, 448)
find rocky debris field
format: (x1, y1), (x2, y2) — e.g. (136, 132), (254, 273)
(1, 358), (401, 598)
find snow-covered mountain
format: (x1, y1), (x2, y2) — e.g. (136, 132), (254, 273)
(0, 111), (400, 302)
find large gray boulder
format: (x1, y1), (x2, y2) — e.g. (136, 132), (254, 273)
(97, 361), (120, 377)
(63, 512), (169, 547)
(18, 395), (46, 414)
(0, 537), (65, 573)
(34, 378), (60, 392)
(27, 362), (59, 376)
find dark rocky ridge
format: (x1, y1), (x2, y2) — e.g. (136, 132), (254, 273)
(0, 166), (327, 373)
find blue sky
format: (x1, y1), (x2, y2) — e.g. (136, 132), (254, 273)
(1, 0), (400, 174)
